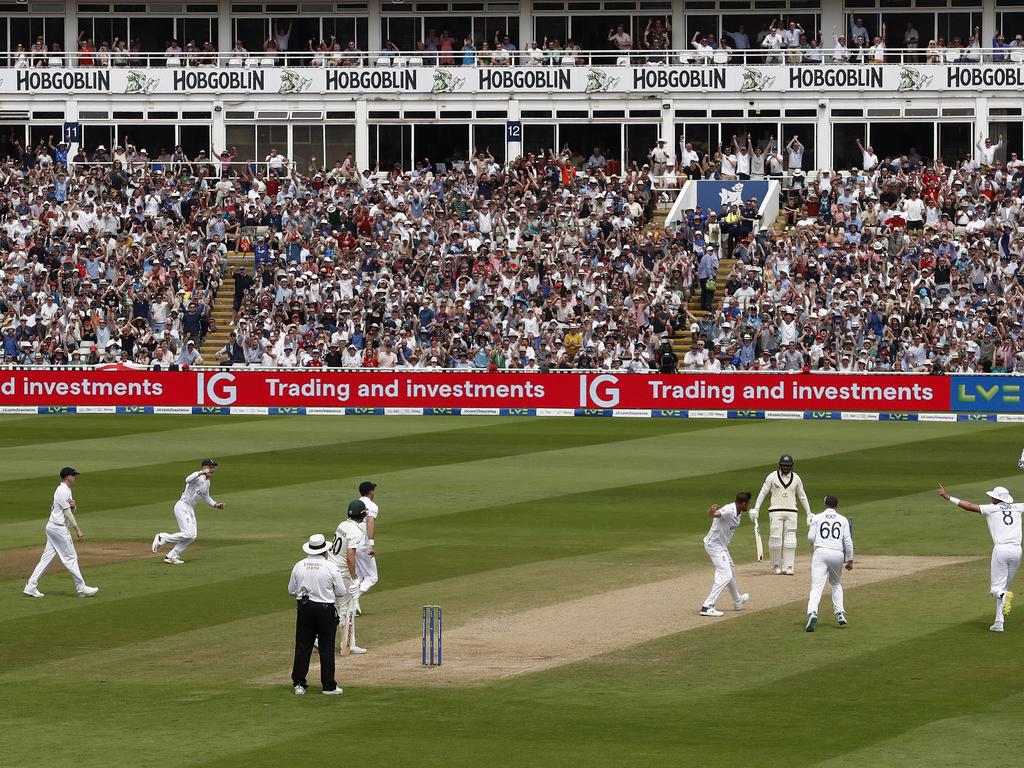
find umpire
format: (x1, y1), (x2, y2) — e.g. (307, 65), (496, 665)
(288, 533), (347, 696)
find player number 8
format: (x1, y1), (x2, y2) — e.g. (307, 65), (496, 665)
(1003, 510), (1015, 527)
(819, 521), (841, 539)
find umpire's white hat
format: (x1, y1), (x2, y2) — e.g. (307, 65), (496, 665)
(302, 534), (330, 555)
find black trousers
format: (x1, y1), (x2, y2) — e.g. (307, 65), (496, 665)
(291, 600), (339, 691)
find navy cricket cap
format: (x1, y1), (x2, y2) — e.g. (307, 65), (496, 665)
(359, 481), (377, 496)
(60, 467), (80, 479)
(201, 459), (218, 467)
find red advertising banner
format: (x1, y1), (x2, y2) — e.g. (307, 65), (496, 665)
(0, 369), (951, 411)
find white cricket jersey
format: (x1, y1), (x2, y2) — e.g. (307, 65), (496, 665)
(980, 503), (1023, 546)
(755, 470), (811, 515)
(703, 502), (742, 550)
(48, 483), (73, 525)
(328, 519), (366, 568)
(179, 471), (217, 508)
(807, 508), (854, 560)
(358, 494), (379, 548)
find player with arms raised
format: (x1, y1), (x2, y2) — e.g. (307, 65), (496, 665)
(699, 491), (752, 617)
(938, 483), (1021, 632)
(750, 455), (812, 575)
(805, 495), (853, 632)
(152, 459), (225, 565)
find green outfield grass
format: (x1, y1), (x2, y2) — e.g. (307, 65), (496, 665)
(1, 415), (1023, 767)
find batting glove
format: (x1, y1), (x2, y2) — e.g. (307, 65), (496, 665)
(748, 509), (759, 522)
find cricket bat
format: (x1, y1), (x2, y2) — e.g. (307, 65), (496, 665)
(340, 609), (354, 657)
(754, 519), (764, 561)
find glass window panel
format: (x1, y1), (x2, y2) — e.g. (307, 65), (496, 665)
(534, 17), (568, 47)
(179, 18), (213, 48)
(257, 124), (289, 169)
(292, 124), (325, 174)
(325, 124), (356, 168)
(473, 123), (505, 164)
(625, 123), (658, 170)
(226, 124), (257, 166)
(988, 121), (1022, 165)
(938, 121), (972, 167)
(415, 123), (469, 170)
(82, 125), (114, 154)
(780, 123), (814, 171)
(868, 122), (933, 167)
(559, 122), (620, 166)
(178, 124), (211, 160)
(523, 124), (555, 159)
(832, 123), (866, 170)
(384, 18), (419, 51)
(233, 17), (268, 52)
(131, 17), (176, 54)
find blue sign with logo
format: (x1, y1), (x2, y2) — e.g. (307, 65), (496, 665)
(695, 180), (771, 214)
(506, 120), (522, 143)
(950, 376), (1024, 412)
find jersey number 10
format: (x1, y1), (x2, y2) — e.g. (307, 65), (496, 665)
(819, 521), (842, 539)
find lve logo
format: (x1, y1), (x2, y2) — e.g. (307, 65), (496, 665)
(951, 376), (1024, 412)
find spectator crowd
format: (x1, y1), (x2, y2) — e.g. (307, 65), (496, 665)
(3, 127), (1024, 375)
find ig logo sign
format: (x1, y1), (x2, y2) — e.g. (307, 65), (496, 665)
(196, 372), (238, 406)
(579, 374), (620, 408)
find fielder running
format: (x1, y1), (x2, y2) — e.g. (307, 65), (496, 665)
(24, 467), (99, 598)
(805, 495), (853, 632)
(152, 459), (225, 564)
(938, 483), (1021, 632)
(328, 499), (369, 654)
(751, 454), (812, 575)
(354, 480), (379, 612)
(700, 491), (752, 617)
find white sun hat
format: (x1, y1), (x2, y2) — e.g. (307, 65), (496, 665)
(986, 486), (1014, 504)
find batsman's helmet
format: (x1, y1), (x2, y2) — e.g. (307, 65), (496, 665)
(347, 499), (369, 520)
(779, 454), (794, 467)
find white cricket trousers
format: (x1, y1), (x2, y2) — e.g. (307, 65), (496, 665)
(703, 546), (741, 608)
(27, 522), (87, 592)
(807, 548), (845, 615)
(990, 543), (1022, 597)
(161, 501), (198, 559)
(356, 549), (378, 594)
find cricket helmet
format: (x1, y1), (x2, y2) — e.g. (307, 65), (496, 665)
(347, 499), (369, 520)
(778, 454), (794, 468)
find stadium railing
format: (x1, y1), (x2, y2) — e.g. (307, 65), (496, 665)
(9, 47), (1024, 69)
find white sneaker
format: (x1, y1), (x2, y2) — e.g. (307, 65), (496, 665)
(784, 567), (794, 576)
(293, 685), (306, 695)
(990, 622), (1005, 633)
(772, 565), (782, 575)
(322, 687), (343, 695)
(699, 606), (724, 617)
(837, 612), (848, 626)
(78, 586), (99, 597)
(151, 534), (163, 553)
(733, 593), (750, 611)
(23, 585), (44, 598)
(349, 645), (368, 654)
(164, 555), (184, 565)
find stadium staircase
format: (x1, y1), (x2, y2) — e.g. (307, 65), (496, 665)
(670, 256), (737, 359)
(199, 252), (252, 366)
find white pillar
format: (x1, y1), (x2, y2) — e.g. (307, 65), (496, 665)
(519, 0), (533, 51)
(976, 95), (989, 147)
(212, 102), (226, 157)
(820, 0), (843, 45)
(816, 102), (830, 173)
(660, 101), (674, 153)
(982, 0), (997, 44)
(64, 0), (78, 65)
(368, 0), (382, 55)
(355, 99), (369, 169)
(217, 0), (232, 57)
(507, 99), (522, 162)
(671, 0), (684, 52)
(65, 98), (80, 163)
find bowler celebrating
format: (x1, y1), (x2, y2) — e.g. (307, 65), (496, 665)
(700, 491), (752, 617)
(354, 480), (379, 612)
(751, 454), (812, 575)
(938, 484), (1022, 632)
(805, 495), (854, 632)
(152, 459), (225, 564)
(24, 467), (99, 598)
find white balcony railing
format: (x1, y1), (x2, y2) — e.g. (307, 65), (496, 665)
(5, 45), (1024, 69)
